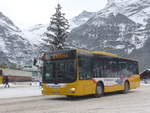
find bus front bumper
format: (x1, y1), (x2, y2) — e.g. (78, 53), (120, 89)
(41, 84), (77, 96)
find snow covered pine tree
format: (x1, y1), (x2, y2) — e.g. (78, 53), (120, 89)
(43, 4), (69, 51)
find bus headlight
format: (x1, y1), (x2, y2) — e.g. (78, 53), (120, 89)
(70, 88), (76, 92)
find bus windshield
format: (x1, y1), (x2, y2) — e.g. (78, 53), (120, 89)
(43, 60), (76, 83)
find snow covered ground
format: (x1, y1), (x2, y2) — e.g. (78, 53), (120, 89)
(1, 83), (150, 113)
(0, 83), (41, 99)
(0, 84), (150, 113)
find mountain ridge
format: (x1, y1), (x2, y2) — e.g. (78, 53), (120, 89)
(0, 11), (34, 66)
(69, 0), (150, 71)
(1, 0), (150, 70)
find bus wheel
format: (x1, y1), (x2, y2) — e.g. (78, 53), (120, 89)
(122, 81), (130, 94)
(95, 83), (104, 98)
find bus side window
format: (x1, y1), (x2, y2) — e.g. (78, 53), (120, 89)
(103, 60), (112, 78)
(118, 62), (127, 77)
(127, 61), (139, 75)
(103, 60), (118, 78)
(79, 57), (92, 80)
(111, 61), (118, 77)
(93, 59), (103, 78)
(118, 61), (131, 77)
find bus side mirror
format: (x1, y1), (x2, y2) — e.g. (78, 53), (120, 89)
(33, 59), (37, 66)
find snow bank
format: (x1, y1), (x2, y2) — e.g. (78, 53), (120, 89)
(0, 86), (41, 99)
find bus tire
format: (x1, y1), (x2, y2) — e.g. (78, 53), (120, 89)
(122, 81), (130, 94)
(95, 82), (104, 98)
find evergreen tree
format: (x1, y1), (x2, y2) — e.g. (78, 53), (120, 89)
(43, 4), (69, 51)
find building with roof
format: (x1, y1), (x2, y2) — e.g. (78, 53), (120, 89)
(140, 69), (150, 80)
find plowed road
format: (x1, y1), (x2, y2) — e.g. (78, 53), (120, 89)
(0, 85), (149, 113)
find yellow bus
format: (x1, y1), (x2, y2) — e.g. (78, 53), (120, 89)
(41, 49), (140, 97)
(0, 69), (3, 84)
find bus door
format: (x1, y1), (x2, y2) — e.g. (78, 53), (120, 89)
(78, 55), (94, 95)
(103, 59), (121, 92)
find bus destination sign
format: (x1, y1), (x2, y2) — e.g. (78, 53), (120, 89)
(51, 53), (69, 60)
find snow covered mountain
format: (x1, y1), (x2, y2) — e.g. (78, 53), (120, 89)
(99, 0), (150, 25)
(70, 13), (140, 54)
(69, 11), (96, 29)
(0, 12), (34, 66)
(1, 0), (149, 70)
(22, 24), (47, 45)
(69, 0), (150, 71)
(23, 10), (95, 45)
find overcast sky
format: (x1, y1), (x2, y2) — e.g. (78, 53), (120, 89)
(0, 0), (107, 29)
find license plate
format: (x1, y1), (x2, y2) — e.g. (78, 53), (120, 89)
(48, 84), (61, 88)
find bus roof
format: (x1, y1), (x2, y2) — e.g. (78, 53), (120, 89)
(77, 49), (137, 62)
(41, 49), (137, 62)
(92, 51), (118, 57)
